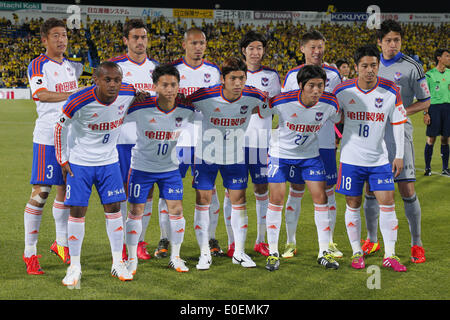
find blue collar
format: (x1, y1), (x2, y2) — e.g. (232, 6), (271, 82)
(380, 52), (404, 67)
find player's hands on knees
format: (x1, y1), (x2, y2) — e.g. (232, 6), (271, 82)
(392, 158), (404, 178)
(423, 114), (431, 125)
(61, 163), (74, 183)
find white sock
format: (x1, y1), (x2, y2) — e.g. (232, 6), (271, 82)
(326, 188), (337, 243)
(379, 205), (398, 258)
(285, 188), (304, 244)
(125, 212), (142, 260)
(223, 191), (234, 245)
(194, 204), (210, 255)
(345, 205), (362, 254)
(314, 203), (331, 256)
(169, 213), (185, 259)
(52, 200), (70, 247)
(120, 201), (128, 229)
(139, 199), (152, 242)
(67, 216), (85, 267)
(231, 203), (248, 255)
(24, 204), (43, 257)
(266, 203), (283, 255)
(158, 198), (169, 240)
(255, 191), (269, 244)
(209, 187), (220, 239)
(105, 211), (124, 264)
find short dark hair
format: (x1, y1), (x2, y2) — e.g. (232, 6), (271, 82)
(335, 59), (349, 69)
(152, 63), (180, 83)
(296, 65), (327, 88)
(221, 57), (247, 78)
(40, 18), (66, 38)
(376, 19), (403, 41)
(434, 48), (449, 64)
(354, 44), (380, 65)
(94, 61), (122, 78)
(239, 30), (267, 59)
(123, 19), (148, 39)
(300, 30), (326, 46)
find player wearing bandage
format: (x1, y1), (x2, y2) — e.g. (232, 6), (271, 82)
(23, 18), (81, 275)
(263, 65), (341, 271)
(333, 45), (407, 272)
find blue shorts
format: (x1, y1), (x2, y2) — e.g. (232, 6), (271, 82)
(192, 158), (248, 190)
(319, 148), (338, 186)
(177, 146), (194, 178)
(246, 147), (268, 185)
(30, 143), (65, 185)
(128, 169), (183, 203)
(64, 162), (126, 207)
(117, 144), (134, 183)
(335, 163), (395, 196)
(267, 156), (326, 184)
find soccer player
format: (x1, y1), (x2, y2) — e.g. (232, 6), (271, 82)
(221, 30), (281, 258)
(334, 44), (407, 272)
(23, 18), (79, 274)
(110, 19), (158, 261)
(54, 62), (138, 287)
(188, 57), (267, 269)
(264, 65), (341, 271)
(281, 30), (343, 259)
(362, 20), (430, 264)
(163, 27), (221, 258)
(423, 48), (450, 176)
(124, 64), (194, 274)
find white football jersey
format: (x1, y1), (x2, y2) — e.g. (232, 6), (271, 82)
(263, 90), (340, 159)
(244, 66), (281, 148)
(126, 96), (195, 173)
(54, 83), (136, 166)
(333, 77), (407, 167)
(110, 54), (159, 145)
(189, 84), (267, 164)
(171, 57), (221, 147)
(28, 54), (79, 145)
(282, 63), (342, 149)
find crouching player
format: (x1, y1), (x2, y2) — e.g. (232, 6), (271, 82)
(124, 64), (194, 274)
(262, 65), (341, 271)
(333, 45), (407, 272)
(55, 62), (139, 287)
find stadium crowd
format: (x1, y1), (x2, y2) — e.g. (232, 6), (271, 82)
(0, 15), (448, 88)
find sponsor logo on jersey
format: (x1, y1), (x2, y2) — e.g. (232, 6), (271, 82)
(88, 117), (124, 131)
(346, 111), (385, 122)
(145, 130), (181, 141)
(179, 86), (200, 95)
(55, 80), (77, 93)
(286, 121), (321, 133)
(210, 117), (247, 127)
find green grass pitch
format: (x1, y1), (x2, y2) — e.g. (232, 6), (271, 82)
(0, 99), (449, 301)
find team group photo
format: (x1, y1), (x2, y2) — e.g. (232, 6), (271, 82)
(0, 0), (449, 303)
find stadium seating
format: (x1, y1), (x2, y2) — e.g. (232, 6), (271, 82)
(0, 16), (448, 88)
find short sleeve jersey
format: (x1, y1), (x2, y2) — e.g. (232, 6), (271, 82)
(28, 54), (79, 145)
(333, 77), (407, 167)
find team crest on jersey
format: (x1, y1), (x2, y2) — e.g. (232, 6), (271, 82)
(261, 77), (269, 87)
(204, 73), (211, 83)
(175, 117), (183, 127)
(66, 67), (74, 77)
(374, 98), (384, 108)
(315, 112), (323, 121)
(394, 72), (402, 82)
(240, 106), (249, 114)
(118, 105), (125, 115)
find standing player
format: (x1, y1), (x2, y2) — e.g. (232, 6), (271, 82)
(264, 65), (341, 271)
(23, 18), (79, 274)
(362, 20), (430, 264)
(423, 48), (450, 176)
(189, 57), (267, 269)
(221, 30), (281, 258)
(334, 45), (407, 272)
(110, 19), (158, 261)
(124, 64), (194, 274)
(155, 27), (221, 258)
(281, 30), (343, 259)
(54, 62), (137, 287)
